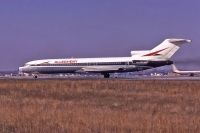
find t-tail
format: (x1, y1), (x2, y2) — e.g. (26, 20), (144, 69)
(131, 38), (191, 60)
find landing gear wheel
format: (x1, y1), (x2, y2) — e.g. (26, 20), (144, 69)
(190, 73), (194, 77)
(33, 75), (38, 79)
(103, 73), (110, 78)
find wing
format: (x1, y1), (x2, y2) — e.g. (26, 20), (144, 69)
(78, 66), (127, 73)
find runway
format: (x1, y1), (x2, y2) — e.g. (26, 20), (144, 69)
(1, 74), (200, 81)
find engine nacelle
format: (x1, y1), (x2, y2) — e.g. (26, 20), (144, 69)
(131, 50), (150, 56)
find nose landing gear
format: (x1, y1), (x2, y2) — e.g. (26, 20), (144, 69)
(103, 73), (110, 78)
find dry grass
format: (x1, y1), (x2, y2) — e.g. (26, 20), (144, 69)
(0, 79), (200, 133)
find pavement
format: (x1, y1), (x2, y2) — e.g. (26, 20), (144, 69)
(0, 74), (200, 81)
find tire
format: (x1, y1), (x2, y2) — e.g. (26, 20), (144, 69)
(33, 75), (38, 79)
(103, 73), (110, 78)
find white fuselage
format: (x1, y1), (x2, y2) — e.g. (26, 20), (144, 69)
(172, 64), (200, 75)
(174, 71), (200, 74)
(19, 56), (172, 75)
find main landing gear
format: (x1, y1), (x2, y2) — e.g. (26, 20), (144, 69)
(32, 74), (38, 79)
(103, 73), (110, 78)
(190, 73), (194, 77)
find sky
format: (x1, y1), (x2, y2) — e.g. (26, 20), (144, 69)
(0, 0), (200, 70)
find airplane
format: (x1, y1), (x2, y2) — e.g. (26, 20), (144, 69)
(172, 64), (200, 76)
(19, 38), (191, 78)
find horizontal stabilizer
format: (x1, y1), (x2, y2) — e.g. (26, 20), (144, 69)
(168, 39), (191, 44)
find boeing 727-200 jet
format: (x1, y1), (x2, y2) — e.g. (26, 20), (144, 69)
(19, 38), (191, 78)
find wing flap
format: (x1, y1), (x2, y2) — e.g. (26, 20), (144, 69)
(80, 66), (123, 72)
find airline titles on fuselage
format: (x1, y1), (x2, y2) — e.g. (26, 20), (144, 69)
(54, 60), (78, 64)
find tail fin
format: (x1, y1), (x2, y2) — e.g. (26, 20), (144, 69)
(171, 64), (179, 73)
(143, 39), (191, 60)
